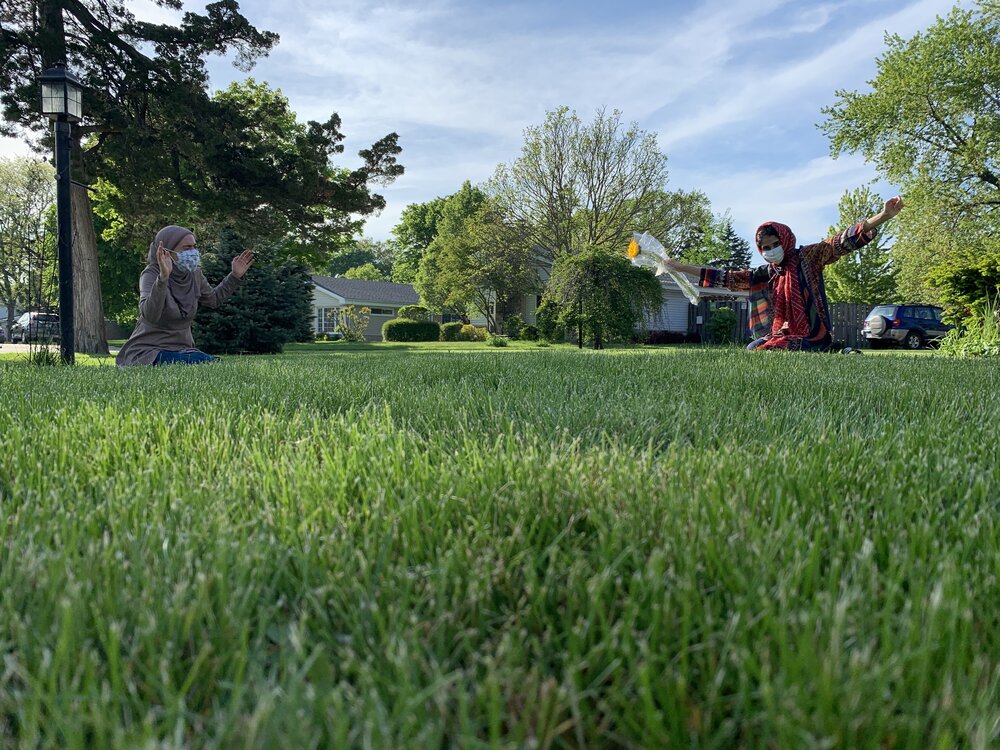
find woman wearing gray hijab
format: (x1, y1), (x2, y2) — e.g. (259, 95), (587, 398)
(115, 225), (254, 367)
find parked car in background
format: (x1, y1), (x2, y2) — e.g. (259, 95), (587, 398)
(862, 304), (952, 350)
(10, 311), (60, 343)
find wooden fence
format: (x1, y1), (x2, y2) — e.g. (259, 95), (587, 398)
(692, 300), (874, 348)
(828, 302), (871, 348)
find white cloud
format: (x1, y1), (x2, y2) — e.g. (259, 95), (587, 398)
(676, 152), (899, 251)
(0, 137), (35, 160)
(654, 0), (961, 148)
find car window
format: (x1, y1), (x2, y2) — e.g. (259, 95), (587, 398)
(898, 306), (911, 318)
(931, 308), (943, 322)
(869, 305), (897, 318)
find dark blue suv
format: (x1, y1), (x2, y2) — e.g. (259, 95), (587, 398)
(862, 304), (952, 350)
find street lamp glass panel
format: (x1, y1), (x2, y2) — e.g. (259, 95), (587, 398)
(41, 81), (65, 116)
(67, 85), (82, 120)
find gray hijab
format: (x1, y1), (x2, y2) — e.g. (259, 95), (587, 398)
(148, 225), (199, 318)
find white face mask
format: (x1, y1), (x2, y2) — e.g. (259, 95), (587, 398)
(174, 248), (201, 273)
(762, 246), (784, 265)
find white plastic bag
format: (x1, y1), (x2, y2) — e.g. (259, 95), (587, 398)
(627, 231), (699, 304)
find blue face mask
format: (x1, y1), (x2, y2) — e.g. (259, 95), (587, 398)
(174, 248), (201, 273)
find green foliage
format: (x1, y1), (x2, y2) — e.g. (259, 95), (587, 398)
(391, 197), (448, 283)
(632, 189), (715, 263)
(0, 157), (56, 326)
(520, 324), (539, 341)
(503, 313), (525, 339)
(534, 298), (565, 342)
(25, 347), (62, 367)
(336, 305), (371, 342)
(704, 307), (739, 344)
(821, 4), (999, 308)
(546, 248), (663, 348)
(414, 183), (488, 314)
(459, 324), (487, 342)
(824, 185), (898, 303)
(342, 263), (387, 281)
(440, 321), (464, 341)
(326, 238), (396, 278)
(491, 107), (669, 257)
(415, 183), (539, 332)
(703, 212), (752, 270)
(485, 334), (509, 347)
(939, 291), (1000, 357)
(927, 247), (1000, 315)
(397, 305), (431, 321)
(381, 319), (440, 342)
(193, 230), (313, 354)
(92, 210), (144, 327)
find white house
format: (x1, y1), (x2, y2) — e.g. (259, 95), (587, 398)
(311, 276), (420, 341)
(467, 260), (748, 338)
(645, 274), (750, 334)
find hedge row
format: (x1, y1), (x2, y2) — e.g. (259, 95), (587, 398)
(382, 319), (441, 342)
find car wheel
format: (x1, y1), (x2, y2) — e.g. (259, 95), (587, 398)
(903, 331), (924, 350)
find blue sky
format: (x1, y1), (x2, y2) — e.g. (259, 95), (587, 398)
(2, 0), (967, 251)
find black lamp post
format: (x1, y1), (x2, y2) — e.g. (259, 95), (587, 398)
(40, 62), (83, 365)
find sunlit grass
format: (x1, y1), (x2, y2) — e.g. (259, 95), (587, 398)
(1, 346), (997, 748)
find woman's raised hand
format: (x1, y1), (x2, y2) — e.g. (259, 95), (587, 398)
(883, 196), (904, 218)
(232, 249), (255, 279)
(156, 241), (173, 280)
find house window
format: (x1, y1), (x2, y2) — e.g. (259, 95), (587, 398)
(317, 307), (339, 333)
(369, 307), (395, 316)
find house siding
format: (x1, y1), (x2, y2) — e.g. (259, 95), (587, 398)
(311, 279), (421, 341)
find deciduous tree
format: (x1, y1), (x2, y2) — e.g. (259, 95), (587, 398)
(490, 106), (669, 258)
(821, 3), (999, 306)
(0, 157), (56, 338)
(824, 185), (898, 303)
(545, 248), (662, 349)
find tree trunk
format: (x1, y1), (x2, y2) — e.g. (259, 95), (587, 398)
(71, 184), (109, 355)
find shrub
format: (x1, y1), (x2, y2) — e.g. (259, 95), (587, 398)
(486, 334), (509, 347)
(503, 313), (525, 339)
(194, 231), (314, 355)
(440, 321), (464, 341)
(459, 324), (487, 342)
(705, 307), (739, 344)
(396, 305), (430, 321)
(382, 319), (441, 342)
(535, 298), (564, 342)
(939, 292), (1000, 357)
(520, 324), (539, 341)
(337, 305), (371, 342)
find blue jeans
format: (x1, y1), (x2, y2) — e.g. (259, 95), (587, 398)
(153, 349), (219, 366)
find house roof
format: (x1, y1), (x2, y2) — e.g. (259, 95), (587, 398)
(311, 276), (420, 306)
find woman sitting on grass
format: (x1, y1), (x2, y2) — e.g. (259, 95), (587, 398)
(660, 196), (904, 351)
(116, 225), (254, 367)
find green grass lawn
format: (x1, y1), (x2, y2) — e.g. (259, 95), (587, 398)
(1, 345), (997, 748)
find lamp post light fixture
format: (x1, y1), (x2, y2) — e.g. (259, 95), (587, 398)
(39, 62), (83, 365)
